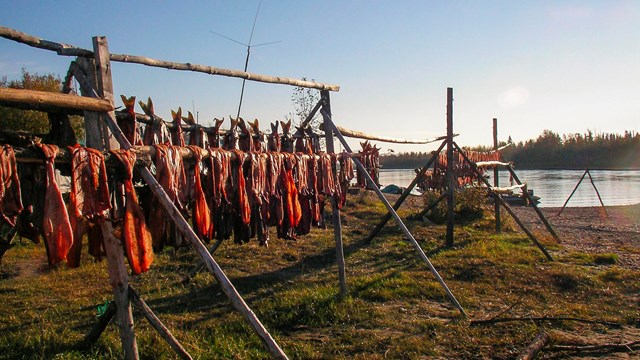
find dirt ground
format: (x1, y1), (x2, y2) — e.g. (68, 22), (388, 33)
(511, 204), (640, 270)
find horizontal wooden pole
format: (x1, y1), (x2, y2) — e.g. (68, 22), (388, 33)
(110, 53), (339, 91)
(0, 25), (339, 92)
(0, 100), (85, 115)
(475, 161), (510, 167)
(12, 144), (349, 168)
(328, 124), (457, 144)
(0, 88), (113, 113)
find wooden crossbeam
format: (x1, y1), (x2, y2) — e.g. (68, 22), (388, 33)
(0, 87), (113, 113)
(0, 25), (339, 91)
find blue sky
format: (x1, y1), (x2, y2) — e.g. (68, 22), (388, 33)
(1, 1), (638, 153)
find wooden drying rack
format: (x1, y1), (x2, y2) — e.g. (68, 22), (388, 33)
(0, 25), (562, 359)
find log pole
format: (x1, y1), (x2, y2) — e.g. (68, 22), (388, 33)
(0, 25), (339, 91)
(92, 36), (138, 360)
(129, 286), (193, 360)
(364, 140), (446, 243)
(453, 142), (553, 261)
(321, 90), (347, 297)
(516, 330), (549, 360)
(586, 170), (608, 217)
(0, 87), (113, 112)
(322, 108), (467, 317)
(299, 98), (324, 129)
(493, 118), (500, 233)
(557, 169), (588, 216)
(181, 238), (224, 284)
(445, 88), (455, 247)
(100, 221), (139, 359)
(93, 37), (119, 151)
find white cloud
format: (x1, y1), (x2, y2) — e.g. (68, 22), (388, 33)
(498, 86), (530, 109)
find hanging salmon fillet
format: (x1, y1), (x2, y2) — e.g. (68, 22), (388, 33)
(186, 146), (213, 240)
(231, 149), (251, 225)
(68, 144), (111, 220)
(0, 145), (24, 226)
(66, 144), (111, 267)
(111, 149), (153, 274)
(282, 153), (302, 228)
(34, 143), (73, 266)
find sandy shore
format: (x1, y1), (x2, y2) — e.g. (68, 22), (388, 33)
(511, 204), (640, 270)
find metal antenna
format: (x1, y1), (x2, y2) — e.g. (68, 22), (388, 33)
(210, 0), (281, 119)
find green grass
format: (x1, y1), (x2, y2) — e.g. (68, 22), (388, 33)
(0, 191), (638, 359)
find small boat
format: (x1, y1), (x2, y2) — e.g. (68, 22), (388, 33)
(490, 189), (540, 206)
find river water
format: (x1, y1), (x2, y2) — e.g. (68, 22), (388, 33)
(378, 169), (640, 208)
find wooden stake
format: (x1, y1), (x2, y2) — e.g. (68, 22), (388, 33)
(100, 221), (139, 360)
(493, 118), (500, 233)
(85, 36), (138, 360)
(557, 169), (588, 216)
(129, 286), (193, 360)
(586, 170), (608, 217)
(322, 109), (467, 317)
(446, 88), (454, 247)
(321, 90), (347, 297)
(365, 141), (446, 243)
(93, 36), (119, 151)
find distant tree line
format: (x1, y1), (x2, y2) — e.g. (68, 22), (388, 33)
(380, 129), (640, 170)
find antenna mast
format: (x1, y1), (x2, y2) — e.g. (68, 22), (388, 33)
(210, 0), (281, 119)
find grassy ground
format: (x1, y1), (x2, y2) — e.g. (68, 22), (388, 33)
(0, 189), (638, 359)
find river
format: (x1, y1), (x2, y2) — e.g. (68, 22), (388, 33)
(378, 169), (640, 207)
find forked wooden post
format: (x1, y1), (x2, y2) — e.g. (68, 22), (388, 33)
(321, 90), (347, 296)
(493, 118), (501, 232)
(92, 36), (139, 360)
(321, 109), (467, 317)
(445, 88), (455, 247)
